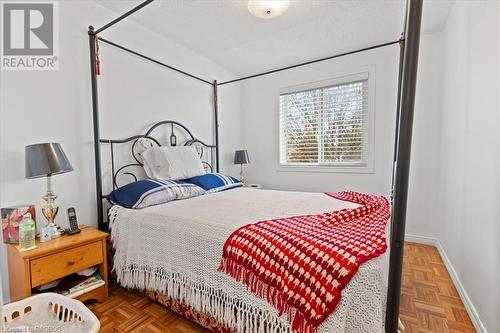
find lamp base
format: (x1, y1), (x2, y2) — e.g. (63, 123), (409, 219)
(42, 178), (62, 237)
(239, 165), (246, 186)
(48, 222), (65, 237)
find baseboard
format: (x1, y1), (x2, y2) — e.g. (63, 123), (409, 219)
(404, 234), (438, 245)
(405, 234), (487, 333)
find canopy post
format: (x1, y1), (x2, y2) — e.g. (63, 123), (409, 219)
(391, 38), (406, 195)
(88, 26), (105, 231)
(385, 0), (423, 332)
(213, 80), (220, 172)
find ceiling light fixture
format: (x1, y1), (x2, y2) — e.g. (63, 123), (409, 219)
(248, 0), (290, 19)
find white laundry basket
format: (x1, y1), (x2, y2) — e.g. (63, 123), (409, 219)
(2, 293), (100, 333)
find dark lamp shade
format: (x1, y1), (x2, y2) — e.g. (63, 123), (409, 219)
(234, 150), (250, 165)
(25, 143), (73, 179)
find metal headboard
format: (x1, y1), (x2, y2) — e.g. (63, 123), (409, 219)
(98, 120), (217, 225)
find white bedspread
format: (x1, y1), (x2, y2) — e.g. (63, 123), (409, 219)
(110, 188), (387, 333)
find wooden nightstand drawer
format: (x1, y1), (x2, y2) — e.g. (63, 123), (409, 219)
(30, 241), (103, 287)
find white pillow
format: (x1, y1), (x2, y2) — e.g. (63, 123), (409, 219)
(141, 146), (205, 180)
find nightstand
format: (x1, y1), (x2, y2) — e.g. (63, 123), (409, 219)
(7, 225), (108, 303)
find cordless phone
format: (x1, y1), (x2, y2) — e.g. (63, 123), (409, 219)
(66, 207), (81, 235)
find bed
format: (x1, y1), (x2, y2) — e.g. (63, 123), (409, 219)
(109, 187), (388, 333)
(97, 121), (389, 332)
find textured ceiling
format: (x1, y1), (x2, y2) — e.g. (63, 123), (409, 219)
(96, 0), (454, 77)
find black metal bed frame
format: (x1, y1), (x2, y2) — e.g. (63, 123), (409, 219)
(100, 120), (217, 194)
(87, 1), (422, 331)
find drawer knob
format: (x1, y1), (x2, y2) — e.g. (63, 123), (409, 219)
(67, 261), (75, 266)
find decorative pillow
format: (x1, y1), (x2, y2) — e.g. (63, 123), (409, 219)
(107, 179), (205, 209)
(142, 146), (205, 180)
(183, 173), (242, 193)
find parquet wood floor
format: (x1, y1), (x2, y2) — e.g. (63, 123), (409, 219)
(400, 243), (475, 333)
(88, 242), (476, 332)
(87, 284), (208, 333)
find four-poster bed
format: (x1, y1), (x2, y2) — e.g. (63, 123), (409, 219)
(87, 1), (422, 332)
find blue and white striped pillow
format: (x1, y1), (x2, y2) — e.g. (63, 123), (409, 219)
(183, 173), (242, 193)
(107, 179), (205, 209)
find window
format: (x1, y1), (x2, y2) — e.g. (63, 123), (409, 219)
(279, 73), (371, 170)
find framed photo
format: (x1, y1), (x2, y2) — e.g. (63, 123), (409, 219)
(1, 205), (36, 244)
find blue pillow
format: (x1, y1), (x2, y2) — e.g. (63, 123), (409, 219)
(107, 179), (205, 209)
(183, 173), (242, 193)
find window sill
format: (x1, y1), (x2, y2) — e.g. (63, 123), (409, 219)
(276, 164), (374, 174)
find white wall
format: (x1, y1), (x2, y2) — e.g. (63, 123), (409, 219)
(0, 1), (242, 302)
(432, 1), (500, 331)
(240, 46), (399, 196)
(405, 32), (443, 238)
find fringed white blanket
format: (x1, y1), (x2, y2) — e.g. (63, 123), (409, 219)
(110, 188), (388, 333)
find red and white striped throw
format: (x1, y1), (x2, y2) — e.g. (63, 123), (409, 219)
(218, 191), (390, 333)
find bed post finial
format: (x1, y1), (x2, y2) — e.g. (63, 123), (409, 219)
(88, 25), (95, 35)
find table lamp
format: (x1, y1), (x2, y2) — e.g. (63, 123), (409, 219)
(234, 150), (250, 185)
(25, 143), (73, 237)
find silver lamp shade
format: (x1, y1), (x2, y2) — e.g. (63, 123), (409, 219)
(25, 143), (73, 237)
(234, 150), (250, 165)
(25, 143), (73, 178)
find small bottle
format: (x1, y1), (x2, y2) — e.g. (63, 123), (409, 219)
(19, 213), (36, 251)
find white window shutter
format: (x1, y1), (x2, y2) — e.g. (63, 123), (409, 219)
(279, 76), (369, 167)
